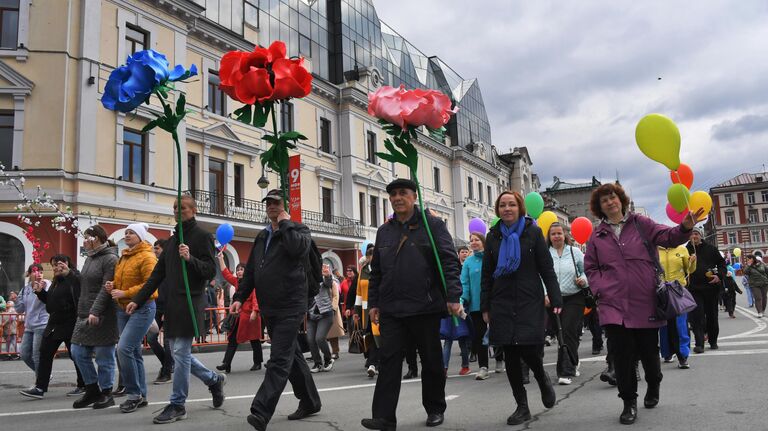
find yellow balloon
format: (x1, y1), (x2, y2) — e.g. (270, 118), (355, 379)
(635, 114), (681, 170)
(689, 191), (712, 216)
(537, 211), (558, 238)
(734, 248), (742, 257)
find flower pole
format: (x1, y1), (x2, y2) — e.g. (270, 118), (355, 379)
(368, 85), (459, 323)
(101, 51), (200, 337)
(218, 41), (313, 215)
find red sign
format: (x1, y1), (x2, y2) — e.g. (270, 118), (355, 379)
(288, 155), (302, 223)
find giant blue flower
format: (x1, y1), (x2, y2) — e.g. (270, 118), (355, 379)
(102, 49), (197, 113)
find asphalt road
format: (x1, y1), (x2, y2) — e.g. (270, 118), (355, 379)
(2, 295), (767, 431)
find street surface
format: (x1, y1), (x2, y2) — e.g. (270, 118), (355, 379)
(1, 294), (766, 430)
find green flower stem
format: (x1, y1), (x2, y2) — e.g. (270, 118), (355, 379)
(172, 128), (199, 339)
(269, 103), (289, 213)
(412, 172), (458, 326)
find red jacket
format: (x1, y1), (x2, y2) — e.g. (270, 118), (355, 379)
(222, 268), (261, 343)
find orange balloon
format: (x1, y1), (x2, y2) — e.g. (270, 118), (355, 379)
(670, 163), (694, 189)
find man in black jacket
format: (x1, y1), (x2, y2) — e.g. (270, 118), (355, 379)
(686, 226), (727, 353)
(232, 189), (321, 431)
(127, 195), (225, 424)
(361, 179), (462, 431)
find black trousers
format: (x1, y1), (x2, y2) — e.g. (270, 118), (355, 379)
(223, 317), (263, 366)
(372, 313), (446, 423)
(690, 288), (720, 347)
(604, 325), (662, 401)
(469, 311), (488, 368)
(585, 310), (603, 352)
(503, 344), (547, 404)
(404, 339), (417, 372)
(148, 311), (174, 374)
(723, 289), (737, 316)
(36, 336), (84, 392)
(557, 292), (585, 377)
(250, 313), (321, 423)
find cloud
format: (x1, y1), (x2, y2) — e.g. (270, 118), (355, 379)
(711, 114), (768, 141)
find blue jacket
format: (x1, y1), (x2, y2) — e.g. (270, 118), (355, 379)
(460, 252), (483, 313)
(15, 280), (50, 331)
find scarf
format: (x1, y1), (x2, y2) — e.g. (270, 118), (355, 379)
(493, 216), (527, 279)
(86, 242), (108, 257)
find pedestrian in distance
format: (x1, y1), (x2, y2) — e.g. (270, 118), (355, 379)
(657, 245), (696, 369)
(147, 239), (174, 384)
(15, 264), (50, 372)
(723, 264), (742, 319)
(460, 232), (489, 379)
(361, 178), (463, 431)
(126, 195), (226, 424)
(686, 226), (727, 351)
(307, 263), (338, 373)
(231, 188), (321, 431)
(584, 182), (703, 425)
(743, 255), (768, 318)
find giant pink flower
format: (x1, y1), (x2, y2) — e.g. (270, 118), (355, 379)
(368, 85), (457, 130)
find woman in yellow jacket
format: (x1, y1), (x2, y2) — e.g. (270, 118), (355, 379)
(657, 244), (696, 369)
(105, 223), (158, 413)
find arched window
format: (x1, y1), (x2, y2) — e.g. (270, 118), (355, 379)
(0, 232), (25, 296)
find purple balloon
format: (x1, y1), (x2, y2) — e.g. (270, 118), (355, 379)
(468, 217), (488, 235)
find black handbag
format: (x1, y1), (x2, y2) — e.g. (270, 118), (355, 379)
(348, 321), (365, 354)
(221, 313), (238, 333)
(555, 314), (578, 377)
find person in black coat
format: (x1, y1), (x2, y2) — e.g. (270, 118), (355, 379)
(481, 191), (562, 426)
(19, 255), (85, 399)
(686, 226), (727, 352)
(128, 195), (225, 424)
(231, 188), (321, 431)
(361, 179), (463, 431)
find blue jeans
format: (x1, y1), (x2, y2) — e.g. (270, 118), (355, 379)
(117, 301), (156, 400)
(442, 338), (470, 369)
(168, 337), (218, 406)
(20, 327), (45, 372)
(71, 343), (116, 391)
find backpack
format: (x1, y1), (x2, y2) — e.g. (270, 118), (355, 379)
(305, 239), (323, 299)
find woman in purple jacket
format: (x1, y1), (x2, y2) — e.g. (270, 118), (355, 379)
(584, 183), (702, 425)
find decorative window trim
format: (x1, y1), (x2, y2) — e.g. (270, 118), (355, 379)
(0, 0), (30, 61)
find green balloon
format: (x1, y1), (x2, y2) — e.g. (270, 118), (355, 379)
(524, 192), (545, 219)
(667, 183), (690, 213)
(491, 216), (500, 227)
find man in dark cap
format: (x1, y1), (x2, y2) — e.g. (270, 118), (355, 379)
(231, 189), (321, 431)
(362, 178), (463, 430)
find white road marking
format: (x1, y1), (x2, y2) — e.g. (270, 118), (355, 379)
(445, 394), (460, 401)
(715, 340), (768, 347)
(719, 306), (767, 340)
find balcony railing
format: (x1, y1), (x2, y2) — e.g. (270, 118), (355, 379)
(189, 190), (364, 238)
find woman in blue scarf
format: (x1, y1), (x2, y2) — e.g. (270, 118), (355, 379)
(480, 191), (562, 426)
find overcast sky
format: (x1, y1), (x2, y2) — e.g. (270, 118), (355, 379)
(374, 0), (768, 223)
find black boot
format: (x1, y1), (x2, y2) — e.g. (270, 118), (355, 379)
(620, 399), (637, 425)
(644, 384), (659, 408)
(73, 383), (101, 409)
(536, 372), (556, 408)
(600, 362), (617, 386)
(507, 391), (531, 425)
(93, 388), (115, 409)
(216, 363), (231, 373)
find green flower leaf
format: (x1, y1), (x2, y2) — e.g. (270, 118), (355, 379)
(175, 93), (186, 116)
(141, 119), (159, 133)
(234, 105), (252, 125)
(253, 103), (270, 128)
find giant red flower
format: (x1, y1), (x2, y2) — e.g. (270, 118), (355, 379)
(368, 85), (457, 130)
(272, 57), (312, 100)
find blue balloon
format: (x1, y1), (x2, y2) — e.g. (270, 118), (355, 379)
(216, 223), (234, 246)
(733, 263), (741, 270)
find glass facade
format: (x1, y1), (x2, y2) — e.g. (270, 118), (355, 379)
(196, 0), (493, 149)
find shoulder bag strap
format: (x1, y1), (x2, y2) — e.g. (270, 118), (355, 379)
(633, 217), (665, 282)
(569, 246), (581, 277)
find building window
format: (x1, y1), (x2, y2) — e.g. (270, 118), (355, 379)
(299, 33), (311, 57)
(749, 209), (759, 223)
(244, 0), (259, 28)
(208, 70), (227, 116)
(319, 117), (331, 154)
(433, 167), (441, 193)
(358, 192), (366, 225)
(728, 232), (737, 244)
(322, 187), (332, 222)
(0, 111), (13, 169)
(122, 129), (146, 184)
(366, 131), (377, 164)
(725, 211), (735, 225)
(751, 230), (761, 243)
(187, 153), (198, 191)
(763, 208), (768, 223)
(197, 0), (244, 34)
(370, 196), (379, 227)
(125, 23), (147, 56)
(234, 163), (243, 207)
(487, 185), (492, 206)
(279, 102), (293, 133)
(724, 194), (733, 206)
(762, 190), (768, 202)
(478, 181), (484, 204)
(467, 176), (474, 200)
(748, 192), (756, 204)
(0, 0), (19, 49)
(209, 159), (225, 213)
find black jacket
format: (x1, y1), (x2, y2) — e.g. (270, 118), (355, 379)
(37, 270), (80, 341)
(686, 240), (726, 291)
(133, 218), (217, 338)
(481, 218), (562, 346)
(235, 220), (311, 318)
(368, 207), (462, 318)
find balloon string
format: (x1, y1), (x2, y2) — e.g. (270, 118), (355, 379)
(673, 170), (693, 212)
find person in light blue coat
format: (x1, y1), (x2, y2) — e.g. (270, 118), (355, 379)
(460, 232), (490, 380)
(15, 264), (51, 372)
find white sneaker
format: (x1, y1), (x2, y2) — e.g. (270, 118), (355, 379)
(495, 360), (505, 373)
(575, 361), (581, 377)
(475, 367), (490, 380)
(558, 377), (572, 385)
(323, 359), (334, 371)
(367, 365), (377, 377)
(758, 313), (764, 318)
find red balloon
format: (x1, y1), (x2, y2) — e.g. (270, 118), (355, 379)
(666, 203), (689, 224)
(670, 163), (694, 189)
(571, 217), (594, 244)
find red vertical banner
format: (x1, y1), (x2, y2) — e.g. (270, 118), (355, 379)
(288, 155), (302, 223)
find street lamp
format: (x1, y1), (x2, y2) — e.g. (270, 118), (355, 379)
(257, 164), (270, 189)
